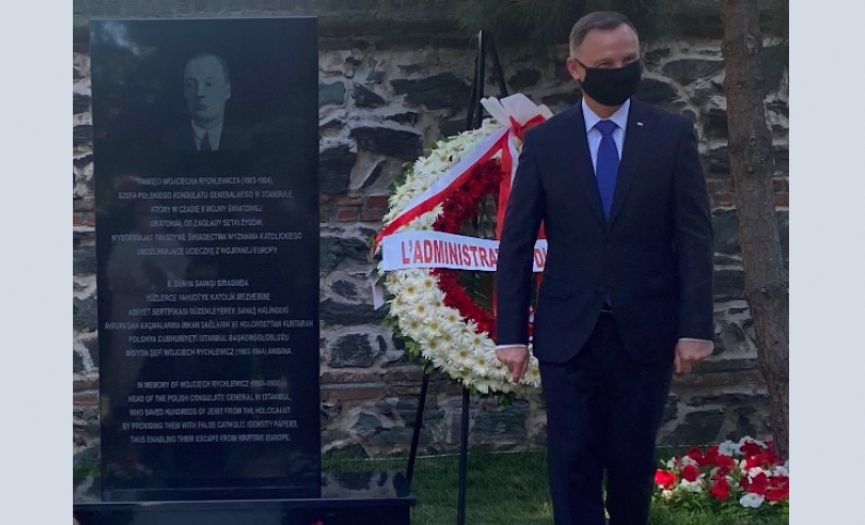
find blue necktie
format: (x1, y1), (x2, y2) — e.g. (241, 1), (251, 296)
(594, 120), (619, 219)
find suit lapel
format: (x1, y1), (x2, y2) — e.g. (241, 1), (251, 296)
(566, 103), (606, 228)
(608, 99), (650, 228)
(186, 122), (198, 151)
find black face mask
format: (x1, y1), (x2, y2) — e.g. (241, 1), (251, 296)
(576, 59), (642, 107)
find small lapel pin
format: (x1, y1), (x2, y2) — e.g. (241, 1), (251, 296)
(636, 121), (644, 127)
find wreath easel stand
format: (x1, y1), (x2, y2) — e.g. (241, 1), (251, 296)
(403, 30), (510, 525)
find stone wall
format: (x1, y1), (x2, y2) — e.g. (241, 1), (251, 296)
(73, 3), (788, 495)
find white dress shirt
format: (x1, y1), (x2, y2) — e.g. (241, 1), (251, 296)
(583, 97), (629, 172)
(495, 97), (711, 350)
(191, 120), (223, 151)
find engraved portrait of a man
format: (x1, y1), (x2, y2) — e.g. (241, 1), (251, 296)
(163, 53), (251, 151)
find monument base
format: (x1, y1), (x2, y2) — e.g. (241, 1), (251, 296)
(74, 471), (414, 525)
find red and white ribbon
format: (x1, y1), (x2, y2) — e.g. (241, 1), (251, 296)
(373, 94), (552, 251)
(381, 231), (548, 272)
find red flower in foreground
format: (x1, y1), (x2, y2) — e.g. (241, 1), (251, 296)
(655, 469), (677, 489)
(681, 464), (700, 483)
(744, 452), (777, 470)
(765, 475), (789, 502)
(686, 446), (706, 465)
(709, 477), (731, 500)
(711, 465), (731, 480)
(740, 440), (765, 457)
(714, 454), (735, 469)
(743, 472), (770, 496)
(703, 445), (720, 466)
(653, 439), (789, 509)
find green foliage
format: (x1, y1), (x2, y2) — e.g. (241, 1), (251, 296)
(454, 0), (676, 46)
(73, 460), (100, 485)
(323, 450), (789, 525)
(651, 498), (789, 525)
(388, 161), (414, 196)
(378, 0), (682, 48)
(376, 0), (787, 49)
(653, 491), (788, 524)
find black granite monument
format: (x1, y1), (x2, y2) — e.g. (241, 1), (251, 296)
(76, 17), (412, 524)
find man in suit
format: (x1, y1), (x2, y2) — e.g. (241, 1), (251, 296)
(163, 53), (251, 151)
(495, 11), (715, 525)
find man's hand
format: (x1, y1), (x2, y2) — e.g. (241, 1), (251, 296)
(495, 345), (530, 382)
(674, 339), (714, 374)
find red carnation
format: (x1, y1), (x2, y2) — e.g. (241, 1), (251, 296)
(740, 441), (765, 457)
(745, 472), (769, 496)
(714, 454), (735, 469)
(765, 475), (789, 502)
(654, 469), (677, 490)
(744, 452), (778, 471)
(685, 446), (705, 465)
(711, 465), (731, 480)
(681, 464), (700, 483)
(704, 445), (720, 465)
(709, 477), (731, 500)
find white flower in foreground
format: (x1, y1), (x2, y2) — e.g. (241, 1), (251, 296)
(739, 492), (765, 508)
(738, 436), (766, 448)
(678, 455), (699, 468)
(747, 466), (767, 479)
(718, 440), (740, 456)
(678, 479), (703, 493)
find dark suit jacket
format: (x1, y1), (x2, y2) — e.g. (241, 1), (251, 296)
(162, 122), (253, 151)
(495, 97), (714, 364)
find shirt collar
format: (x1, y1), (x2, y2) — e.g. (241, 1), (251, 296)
(582, 97), (630, 134)
(190, 120), (223, 148)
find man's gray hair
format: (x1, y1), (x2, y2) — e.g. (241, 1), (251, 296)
(569, 11), (638, 57)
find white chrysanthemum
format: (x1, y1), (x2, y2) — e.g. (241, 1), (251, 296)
(440, 321), (465, 340)
(474, 382), (491, 394)
(523, 363), (541, 384)
(402, 316), (422, 334)
(739, 493), (765, 508)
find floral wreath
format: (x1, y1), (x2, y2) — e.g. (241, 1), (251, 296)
(374, 96), (551, 395)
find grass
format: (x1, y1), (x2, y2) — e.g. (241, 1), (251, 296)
(324, 449), (788, 525)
